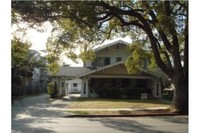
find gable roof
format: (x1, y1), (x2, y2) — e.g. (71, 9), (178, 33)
(54, 67), (91, 77)
(95, 39), (131, 51)
(77, 61), (125, 77)
(77, 61), (168, 79)
(140, 68), (168, 79)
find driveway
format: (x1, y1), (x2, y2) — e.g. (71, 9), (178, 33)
(12, 94), (188, 133)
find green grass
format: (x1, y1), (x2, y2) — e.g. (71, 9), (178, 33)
(69, 109), (172, 115)
(68, 98), (171, 109)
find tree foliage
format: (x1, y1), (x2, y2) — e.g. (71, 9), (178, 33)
(12, 38), (32, 77)
(12, 0), (188, 113)
(125, 41), (153, 74)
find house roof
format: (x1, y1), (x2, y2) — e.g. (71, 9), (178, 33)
(77, 61), (125, 77)
(77, 61), (168, 79)
(54, 67), (91, 77)
(95, 39), (131, 51)
(140, 68), (168, 79)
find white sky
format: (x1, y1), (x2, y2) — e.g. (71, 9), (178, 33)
(28, 29), (51, 51)
(22, 24), (132, 67)
(12, 19), (133, 67)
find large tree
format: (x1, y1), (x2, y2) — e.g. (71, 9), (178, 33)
(12, 1), (188, 113)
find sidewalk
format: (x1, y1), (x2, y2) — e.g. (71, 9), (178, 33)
(12, 94), (188, 133)
(12, 94), (186, 118)
(62, 94), (187, 117)
(65, 107), (169, 111)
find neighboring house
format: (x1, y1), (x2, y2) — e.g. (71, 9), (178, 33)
(39, 67), (50, 93)
(66, 79), (82, 93)
(53, 39), (168, 98)
(27, 67), (50, 94)
(51, 67), (91, 96)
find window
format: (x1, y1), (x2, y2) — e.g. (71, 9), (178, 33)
(104, 57), (110, 65)
(73, 83), (77, 87)
(84, 82), (86, 94)
(116, 44), (119, 49)
(156, 84), (159, 95)
(116, 57), (122, 62)
(143, 59), (147, 69)
(97, 57), (104, 67)
(135, 79), (148, 88)
(62, 82), (64, 87)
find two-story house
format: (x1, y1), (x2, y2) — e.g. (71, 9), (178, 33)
(53, 39), (167, 99)
(78, 39), (167, 98)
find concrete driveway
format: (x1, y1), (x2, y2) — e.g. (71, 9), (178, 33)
(12, 94), (188, 133)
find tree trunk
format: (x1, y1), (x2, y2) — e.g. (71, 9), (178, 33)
(172, 72), (188, 114)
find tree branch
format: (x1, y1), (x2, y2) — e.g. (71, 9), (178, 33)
(158, 30), (173, 54)
(98, 1), (174, 78)
(164, 1), (171, 16)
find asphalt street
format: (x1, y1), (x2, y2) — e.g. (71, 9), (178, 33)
(12, 94), (188, 133)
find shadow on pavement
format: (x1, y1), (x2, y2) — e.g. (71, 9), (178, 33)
(12, 124), (56, 133)
(154, 116), (188, 124)
(12, 94), (74, 133)
(88, 118), (173, 133)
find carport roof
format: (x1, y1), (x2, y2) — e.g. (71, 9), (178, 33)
(53, 67), (91, 77)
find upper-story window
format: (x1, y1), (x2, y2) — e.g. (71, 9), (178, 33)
(143, 58), (149, 69)
(104, 57), (110, 65)
(116, 57), (122, 62)
(62, 82), (64, 87)
(73, 83), (78, 87)
(95, 57), (110, 67)
(116, 44), (119, 49)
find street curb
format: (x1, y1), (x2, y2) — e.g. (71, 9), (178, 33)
(63, 113), (187, 118)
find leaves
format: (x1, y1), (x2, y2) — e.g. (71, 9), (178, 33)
(12, 37), (47, 77)
(125, 41), (153, 74)
(12, 38), (31, 68)
(79, 49), (96, 63)
(12, 1), (188, 78)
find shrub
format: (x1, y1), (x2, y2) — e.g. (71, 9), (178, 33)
(94, 86), (152, 99)
(162, 90), (173, 100)
(47, 82), (58, 98)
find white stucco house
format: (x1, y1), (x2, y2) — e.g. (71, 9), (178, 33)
(51, 67), (91, 96)
(52, 39), (168, 98)
(66, 79), (82, 93)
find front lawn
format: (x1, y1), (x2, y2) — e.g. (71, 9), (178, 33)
(67, 98), (171, 115)
(68, 98), (171, 109)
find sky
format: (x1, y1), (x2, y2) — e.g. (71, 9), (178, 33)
(22, 25), (132, 67)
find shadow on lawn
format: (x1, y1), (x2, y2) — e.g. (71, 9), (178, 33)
(74, 97), (171, 104)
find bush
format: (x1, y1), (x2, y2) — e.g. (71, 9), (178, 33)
(47, 82), (58, 98)
(94, 86), (152, 99)
(162, 90), (173, 100)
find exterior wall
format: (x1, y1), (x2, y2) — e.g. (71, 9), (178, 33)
(80, 78), (89, 97)
(80, 78), (98, 98)
(26, 67), (49, 94)
(152, 78), (162, 98)
(97, 43), (129, 63)
(66, 79), (82, 94)
(92, 65), (153, 78)
(85, 62), (92, 68)
(80, 76), (163, 99)
(51, 77), (67, 96)
(85, 43), (129, 68)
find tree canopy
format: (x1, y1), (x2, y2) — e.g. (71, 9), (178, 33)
(12, 37), (47, 78)
(12, 0), (188, 113)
